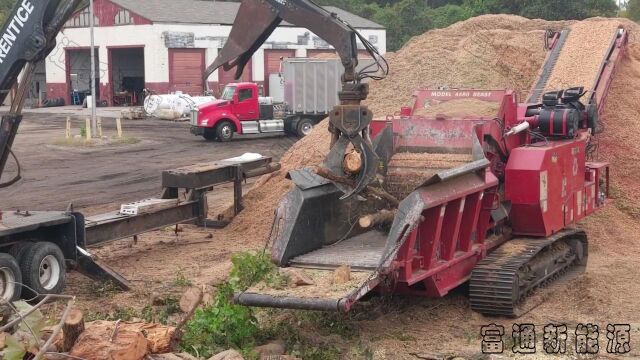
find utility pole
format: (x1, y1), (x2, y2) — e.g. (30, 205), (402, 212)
(89, 0), (97, 137)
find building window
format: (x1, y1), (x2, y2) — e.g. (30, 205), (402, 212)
(114, 9), (134, 25)
(65, 7), (99, 28)
(368, 35), (378, 44)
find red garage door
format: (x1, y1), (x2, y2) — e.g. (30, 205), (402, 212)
(264, 49), (295, 96)
(169, 49), (205, 95)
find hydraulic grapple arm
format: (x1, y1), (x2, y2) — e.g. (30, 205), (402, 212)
(205, 0), (385, 199)
(0, 0), (82, 188)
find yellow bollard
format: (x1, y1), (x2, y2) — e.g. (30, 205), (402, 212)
(85, 117), (92, 140)
(65, 117), (71, 139)
(116, 118), (123, 138)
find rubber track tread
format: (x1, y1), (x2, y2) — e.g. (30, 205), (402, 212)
(469, 229), (586, 317)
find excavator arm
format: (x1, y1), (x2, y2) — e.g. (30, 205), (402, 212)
(0, 0), (82, 188)
(206, 0), (387, 199)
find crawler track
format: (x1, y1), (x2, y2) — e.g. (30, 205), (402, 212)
(469, 229), (588, 317)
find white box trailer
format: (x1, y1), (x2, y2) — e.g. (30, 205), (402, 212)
(279, 57), (376, 115)
(191, 57), (377, 140)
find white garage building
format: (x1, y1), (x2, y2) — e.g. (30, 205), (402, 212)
(43, 0), (386, 106)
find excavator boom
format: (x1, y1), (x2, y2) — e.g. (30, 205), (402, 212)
(0, 0), (82, 187)
(206, 0), (387, 199)
(205, 0), (359, 83)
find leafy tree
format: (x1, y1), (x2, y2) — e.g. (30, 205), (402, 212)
(585, 0), (619, 16)
(519, 0), (589, 20)
(372, 0), (434, 50)
(628, 0), (640, 21)
(463, 0), (514, 15)
(426, 4), (472, 28)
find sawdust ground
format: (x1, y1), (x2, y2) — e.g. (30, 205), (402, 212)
(248, 269), (371, 299)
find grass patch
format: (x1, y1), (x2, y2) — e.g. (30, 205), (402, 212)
(142, 295), (181, 325)
(53, 136), (140, 148)
(174, 268), (193, 287)
(85, 306), (138, 322)
(180, 252), (274, 358)
(85, 280), (121, 299)
(85, 298), (181, 325)
(180, 251), (364, 358)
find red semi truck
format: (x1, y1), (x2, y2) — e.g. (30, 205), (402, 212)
(190, 57), (375, 141)
(190, 82), (320, 141)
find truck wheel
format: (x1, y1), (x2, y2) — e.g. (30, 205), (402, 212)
(296, 118), (314, 137)
(19, 242), (65, 297)
(0, 254), (22, 301)
(203, 128), (217, 141)
(9, 242), (33, 262)
(216, 121), (234, 142)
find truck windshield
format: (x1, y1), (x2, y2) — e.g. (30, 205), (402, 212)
(221, 86), (236, 101)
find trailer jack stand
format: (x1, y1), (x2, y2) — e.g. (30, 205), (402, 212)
(75, 247), (131, 290)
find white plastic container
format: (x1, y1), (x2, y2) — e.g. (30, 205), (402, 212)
(144, 94), (216, 120)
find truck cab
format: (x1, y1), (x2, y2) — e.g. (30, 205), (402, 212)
(190, 82), (318, 141)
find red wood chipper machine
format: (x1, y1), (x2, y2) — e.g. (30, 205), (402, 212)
(232, 26), (629, 316)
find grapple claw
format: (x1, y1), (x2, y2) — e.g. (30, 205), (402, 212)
(322, 103), (380, 199)
(322, 97), (379, 199)
(339, 135), (378, 200)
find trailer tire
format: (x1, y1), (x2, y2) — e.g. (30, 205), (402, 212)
(9, 242), (33, 262)
(215, 121), (234, 142)
(296, 118), (314, 137)
(0, 254), (22, 301)
(203, 128), (217, 141)
(19, 242), (65, 298)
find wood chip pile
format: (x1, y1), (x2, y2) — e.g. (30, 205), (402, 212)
(225, 15), (640, 245)
(544, 19), (627, 94)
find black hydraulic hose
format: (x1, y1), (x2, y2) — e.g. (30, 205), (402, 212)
(0, 148), (21, 189)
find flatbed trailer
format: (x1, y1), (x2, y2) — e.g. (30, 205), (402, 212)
(0, 154), (279, 299)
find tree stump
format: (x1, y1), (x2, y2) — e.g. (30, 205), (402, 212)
(62, 309), (85, 352)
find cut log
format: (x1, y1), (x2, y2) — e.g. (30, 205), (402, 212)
(70, 321), (148, 360)
(343, 150), (363, 174)
(315, 167), (400, 207)
(359, 209), (397, 228)
(280, 268), (315, 287)
(62, 309), (85, 352)
(333, 265), (351, 284)
(69, 321), (176, 358)
(126, 322), (177, 354)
